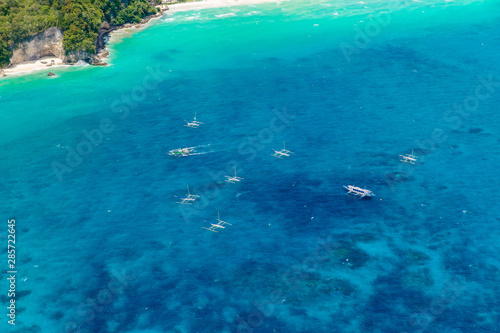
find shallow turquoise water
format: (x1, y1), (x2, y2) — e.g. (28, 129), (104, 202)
(1, 0), (500, 332)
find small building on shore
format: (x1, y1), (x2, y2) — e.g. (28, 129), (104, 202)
(156, 0), (172, 12)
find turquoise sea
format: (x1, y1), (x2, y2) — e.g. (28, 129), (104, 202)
(1, 0), (500, 332)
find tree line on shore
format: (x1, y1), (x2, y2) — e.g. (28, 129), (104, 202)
(0, 0), (160, 67)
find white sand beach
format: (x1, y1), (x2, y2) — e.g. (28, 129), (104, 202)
(2, 57), (67, 76)
(1, 0), (281, 77)
(166, 0), (283, 13)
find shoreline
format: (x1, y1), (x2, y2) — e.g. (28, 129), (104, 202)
(0, 12), (165, 77)
(1, 0), (282, 77)
(166, 0), (282, 13)
(1, 57), (69, 76)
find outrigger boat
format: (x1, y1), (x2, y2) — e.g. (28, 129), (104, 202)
(225, 167), (243, 184)
(272, 142), (294, 158)
(343, 185), (375, 199)
(399, 150), (418, 164)
(203, 211), (231, 233)
(175, 185), (200, 205)
(168, 147), (195, 157)
(184, 113), (204, 128)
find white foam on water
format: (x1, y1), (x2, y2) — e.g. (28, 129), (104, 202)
(215, 13), (238, 18)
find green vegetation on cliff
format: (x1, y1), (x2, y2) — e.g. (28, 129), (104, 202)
(0, 0), (159, 67)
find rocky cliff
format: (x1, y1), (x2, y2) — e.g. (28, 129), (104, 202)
(8, 26), (101, 67)
(6, 10), (164, 69)
(10, 27), (65, 66)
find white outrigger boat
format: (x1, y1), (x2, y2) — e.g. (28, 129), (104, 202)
(399, 150), (418, 164)
(225, 167), (243, 184)
(272, 142), (294, 158)
(175, 185), (200, 205)
(168, 147), (195, 157)
(203, 211), (231, 233)
(184, 113), (204, 128)
(343, 185), (375, 199)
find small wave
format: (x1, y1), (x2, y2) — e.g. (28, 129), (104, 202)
(74, 60), (89, 67)
(185, 14), (202, 21)
(215, 13), (237, 18)
(245, 11), (261, 16)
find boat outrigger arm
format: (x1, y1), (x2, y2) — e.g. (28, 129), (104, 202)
(184, 113), (204, 128)
(203, 211), (232, 233)
(272, 142), (294, 158)
(399, 150), (419, 164)
(175, 185), (200, 204)
(343, 185), (375, 199)
(225, 167), (243, 183)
